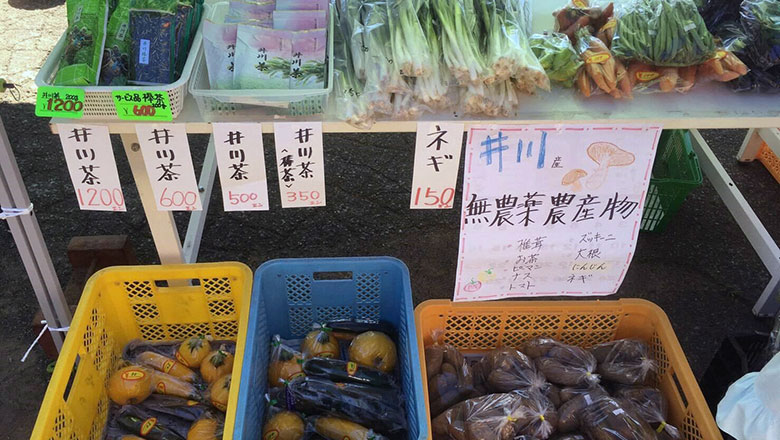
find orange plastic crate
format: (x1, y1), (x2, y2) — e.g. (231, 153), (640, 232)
(758, 142), (780, 185)
(414, 299), (721, 440)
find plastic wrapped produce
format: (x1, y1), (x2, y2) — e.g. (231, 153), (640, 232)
(575, 28), (631, 99)
(138, 394), (211, 422)
(614, 387), (681, 440)
(740, 0), (780, 69)
(114, 405), (187, 439)
(612, 0), (717, 67)
(474, 348), (548, 394)
(591, 339), (655, 385)
(310, 416), (388, 440)
(424, 343), (477, 417)
(187, 413), (225, 440)
(578, 397), (655, 440)
(108, 365), (155, 405)
(262, 406), (305, 440)
(303, 357), (398, 388)
(302, 327), (340, 359)
(268, 335), (305, 387)
(523, 336), (560, 359)
(432, 391), (558, 440)
(557, 387), (608, 433)
(135, 351), (201, 384)
(349, 331), (397, 373)
(535, 343), (600, 387)
(553, 0), (615, 41)
(285, 376), (407, 437)
(559, 384), (608, 403)
(530, 32), (584, 87)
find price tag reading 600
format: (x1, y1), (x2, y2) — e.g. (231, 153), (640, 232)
(36, 87), (85, 119)
(112, 90), (173, 121)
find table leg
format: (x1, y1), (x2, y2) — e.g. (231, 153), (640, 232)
(0, 117), (70, 349)
(183, 135), (217, 263)
(737, 129), (763, 162)
(120, 133), (184, 265)
(690, 130), (780, 317)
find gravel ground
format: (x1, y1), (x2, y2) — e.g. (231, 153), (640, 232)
(1, 1), (780, 437)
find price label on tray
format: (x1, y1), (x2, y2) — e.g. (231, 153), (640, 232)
(35, 87), (85, 119)
(113, 91), (173, 121)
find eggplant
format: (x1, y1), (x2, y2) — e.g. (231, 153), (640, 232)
(324, 319), (396, 340)
(303, 357), (398, 388)
(116, 406), (184, 440)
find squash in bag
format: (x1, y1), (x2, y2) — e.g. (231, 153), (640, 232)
(201, 347), (234, 384)
(108, 365), (154, 405)
(208, 374), (231, 411)
(314, 416), (386, 440)
(349, 331), (397, 373)
(137, 351), (199, 383)
(176, 336), (211, 368)
(302, 328), (339, 359)
(269, 337), (305, 387)
(262, 410), (305, 440)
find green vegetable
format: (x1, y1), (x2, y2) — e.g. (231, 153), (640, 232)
(433, 0), (488, 85)
(413, 4), (453, 109)
(530, 32), (583, 87)
(55, 0), (109, 85)
(332, 0), (373, 128)
(387, 0), (432, 77)
(612, 0), (716, 66)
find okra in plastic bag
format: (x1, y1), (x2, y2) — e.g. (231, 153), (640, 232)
(432, 391), (558, 440)
(129, 0), (178, 85)
(530, 32), (583, 87)
(579, 396), (655, 440)
(535, 341), (601, 387)
(474, 348), (548, 394)
(55, 0), (109, 85)
(268, 335), (305, 387)
(590, 339), (655, 385)
(286, 376), (407, 437)
(614, 387), (681, 440)
(611, 0), (717, 67)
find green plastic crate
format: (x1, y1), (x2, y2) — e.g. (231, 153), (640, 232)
(641, 130), (703, 232)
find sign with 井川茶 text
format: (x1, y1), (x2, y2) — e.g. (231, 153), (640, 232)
(273, 122), (326, 208)
(57, 124), (125, 211)
(213, 123), (270, 211)
(410, 122), (464, 209)
(454, 124), (662, 302)
(135, 124), (202, 211)
(113, 91), (173, 121)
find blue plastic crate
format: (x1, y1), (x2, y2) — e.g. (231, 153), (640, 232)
(233, 257), (427, 440)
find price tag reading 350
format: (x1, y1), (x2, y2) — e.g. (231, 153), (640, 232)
(36, 87), (85, 118)
(136, 124), (202, 211)
(113, 91), (173, 121)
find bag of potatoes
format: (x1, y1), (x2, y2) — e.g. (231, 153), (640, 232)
(614, 387), (681, 440)
(590, 339), (656, 385)
(425, 342), (477, 417)
(535, 343), (600, 387)
(473, 348), (548, 394)
(579, 396), (655, 440)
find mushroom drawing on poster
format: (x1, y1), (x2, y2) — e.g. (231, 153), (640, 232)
(454, 124), (662, 302)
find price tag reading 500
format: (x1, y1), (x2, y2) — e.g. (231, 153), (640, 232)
(112, 91), (173, 121)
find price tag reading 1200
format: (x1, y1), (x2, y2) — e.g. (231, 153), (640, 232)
(112, 91), (173, 121)
(35, 87), (85, 118)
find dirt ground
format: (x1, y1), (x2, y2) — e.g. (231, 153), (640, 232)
(2, 1), (780, 438)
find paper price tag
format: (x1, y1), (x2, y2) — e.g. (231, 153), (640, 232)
(57, 124), (125, 211)
(135, 124), (202, 211)
(273, 122), (326, 208)
(410, 122), (464, 209)
(213, 123), (270, 211)
(113, 91), (173, 121)
(36, 87), (85, 118)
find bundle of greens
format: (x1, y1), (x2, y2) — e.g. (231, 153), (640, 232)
(612, 0), (717, 67)
(740, 0), (780, 69)
(434, 0), (488, 85)
(413, 4), (454, 109)
(530, 32), (583, 87)
(332, 0), (374, 128)
(388, 0), (433, 77)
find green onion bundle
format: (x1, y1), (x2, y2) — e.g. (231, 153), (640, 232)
(388, 0), (433, 77)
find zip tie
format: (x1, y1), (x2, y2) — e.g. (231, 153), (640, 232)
(656, 421), (667, 433)
(1, 203), (33, 220)
(21, 320), (69, 363)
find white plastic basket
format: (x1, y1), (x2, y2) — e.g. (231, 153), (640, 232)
(34, 7), (207, 120)
(189, 2), (334, 120)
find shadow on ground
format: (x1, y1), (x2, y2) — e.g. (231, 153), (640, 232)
(1, 102), (778, 436)
(7, 0), (64, 10)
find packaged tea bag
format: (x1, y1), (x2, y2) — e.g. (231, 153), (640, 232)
(55, 0), (109, 86)
(234, 24), (291, 89)
(173, 0), (194, 77)
(202, 19), (238, 89)
(290, 29), (326, 89)
(273, 10), (327, 31)
(129, 0), (178, 85)
(276, 0), (327, 10)
(100, 0), (131, 85)
(226, 0), (274, 25)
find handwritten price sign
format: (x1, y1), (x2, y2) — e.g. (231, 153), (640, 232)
(213, 123), (270, 212)
(410, 122), (464, 209)
(36, 87), (85, 118)
(113, 91), (173, 121)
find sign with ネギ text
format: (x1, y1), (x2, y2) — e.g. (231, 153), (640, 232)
(213, 123), (269, 211)
(57, 124), (125, 211)
(410, 122), (464, 209)
(135, 124), (202, 211)
(273, 122), (326, 208)
(454, 124), (661, 302)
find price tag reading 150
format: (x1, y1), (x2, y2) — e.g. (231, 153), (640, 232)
(112, 91), (173, 121)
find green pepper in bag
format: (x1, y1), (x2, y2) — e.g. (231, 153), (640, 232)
(55, 0), (109, 85)
(530, 32), (583, 87)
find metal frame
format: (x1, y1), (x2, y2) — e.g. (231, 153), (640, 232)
(0, 117), (71, 349)
(690, 130), (780, 317)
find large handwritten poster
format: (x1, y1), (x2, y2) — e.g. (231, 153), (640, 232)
(454, 124), (662, 302)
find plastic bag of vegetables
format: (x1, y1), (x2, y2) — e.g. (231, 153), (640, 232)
(268, 335), (305, 387)
(740, 0), (780, 69)
(473, 348), (548, 394)
(590, 339), (655, 385)
(262, 406), (306, 440)
(309, 416), (388, 440)
(578, 396), (655, 440)
(534, 339), (601, 387)
(612, 0), (717, 67)
(303, 357), (398, 388)
(574, 28), (632, 98)
(424, 342), (478, 417)
(285, 376), (407, 437)
(614, 387), (681, 440)
(432, 391), (558, 440)
(530, 32), (584, 87)
(553, 0), (615, 42)
(187, 413), (225, 440)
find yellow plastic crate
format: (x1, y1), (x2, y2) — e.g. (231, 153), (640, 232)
(758, 141), (780, 185)
(31, 263), (252, 440)
(415, 299), (721, 440)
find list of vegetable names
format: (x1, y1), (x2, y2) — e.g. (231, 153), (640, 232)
(454, 124), (661, 301)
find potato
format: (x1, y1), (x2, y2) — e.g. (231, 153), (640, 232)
(426, 345), (445, 379)
(523, 336), (560, 358)
(557, 389), (606, 433)
(535, 345), (598, 387)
